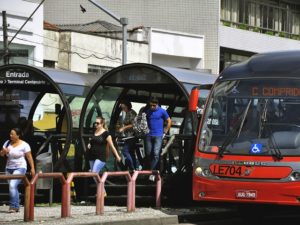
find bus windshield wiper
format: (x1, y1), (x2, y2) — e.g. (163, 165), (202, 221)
(219, 100), (252, 157)
(268, 128), (283, 160)
(259, 100), (283, 160)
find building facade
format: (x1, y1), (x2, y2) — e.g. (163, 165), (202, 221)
(0, 0), (44, 66)
(43, 21), (205, 74)
(44, 21), (149, 73)
(220, 0), (300, 70)
(44, 0), (300, 73)
(44, 0), (219, 73)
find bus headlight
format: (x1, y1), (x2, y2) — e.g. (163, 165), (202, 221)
(195, 167), (213, 177)
(289, 171), (300, 181)
(195, 167), (203, 176)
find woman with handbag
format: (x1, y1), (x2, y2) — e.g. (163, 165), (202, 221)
(0, 127), (35, 213)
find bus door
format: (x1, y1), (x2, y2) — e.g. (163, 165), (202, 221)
(188, 84), (213, 157)
(111, 89), (195, 175)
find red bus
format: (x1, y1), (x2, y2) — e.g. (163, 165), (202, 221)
(191, 51), (300, 205)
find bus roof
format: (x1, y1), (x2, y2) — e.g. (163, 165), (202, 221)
(219, 50), (300, 80)
(161, 66), (217, 85)
(37, 66), (100, 87)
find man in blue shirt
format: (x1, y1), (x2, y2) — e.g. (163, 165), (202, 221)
(145, 97), (171, 179)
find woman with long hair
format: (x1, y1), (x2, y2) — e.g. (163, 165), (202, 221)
(87, 116), (122, 178)
(118, 99), (138, 170)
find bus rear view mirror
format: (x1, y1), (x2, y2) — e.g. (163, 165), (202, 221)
(189, 88), (199, 112)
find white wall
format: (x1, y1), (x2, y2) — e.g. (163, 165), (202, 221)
(43, 31), (149, 73)
(44, 27), (208, 73)
(70, 32), (149, 73)
(220, 25), (300, 53)
(150, 29), (205, 70)
(43, 30), (59, 62)
(0, 0), (44, 66)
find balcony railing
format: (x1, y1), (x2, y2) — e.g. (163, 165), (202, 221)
(221, 19), (300, 40)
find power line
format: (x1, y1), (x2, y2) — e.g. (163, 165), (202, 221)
(8, 0), (45, 46)
(1, 34), (124, 63)
(7, 25), (134, 61)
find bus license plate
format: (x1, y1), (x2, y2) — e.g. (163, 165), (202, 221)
(236, 190), (257, 199)
(210, 164), (243, 177)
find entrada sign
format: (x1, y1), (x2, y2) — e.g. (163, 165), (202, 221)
(0, 70), (50, 86)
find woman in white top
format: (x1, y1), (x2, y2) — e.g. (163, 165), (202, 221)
(0, 127), (35, 213)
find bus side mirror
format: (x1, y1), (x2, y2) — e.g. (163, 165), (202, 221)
(189, 88), (199, 112)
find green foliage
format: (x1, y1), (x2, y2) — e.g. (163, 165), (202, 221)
(222, 21), (231, 27)
(279, 32), (286, 37)
(252, 27), (260, 32)
(291, 34), (300, 40)
(238, 23), (248, 30)
(265, 31), (274, 36)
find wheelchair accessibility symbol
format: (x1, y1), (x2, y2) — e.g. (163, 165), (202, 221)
(250, 143), (262, 154)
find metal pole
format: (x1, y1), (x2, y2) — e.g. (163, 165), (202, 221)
(121, 17), (128, 65)
(8, 0), (45, 46)
(87, 0), (128, 64)
(88, 0), (120, 22)
(2, 11), (9, 64)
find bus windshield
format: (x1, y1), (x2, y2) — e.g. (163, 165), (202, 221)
(199, 78), (300, 156)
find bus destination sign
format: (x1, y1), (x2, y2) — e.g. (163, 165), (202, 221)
(252, 86), (300, 97)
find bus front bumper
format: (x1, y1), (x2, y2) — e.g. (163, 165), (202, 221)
(193, 176), (300, 205)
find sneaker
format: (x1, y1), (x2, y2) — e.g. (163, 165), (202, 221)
(8, 208), (19, 213)
(149, 175), (155, 182)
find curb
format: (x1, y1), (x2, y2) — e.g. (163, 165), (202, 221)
(84, 216), (178, 225)
(178, 211), (238, 223)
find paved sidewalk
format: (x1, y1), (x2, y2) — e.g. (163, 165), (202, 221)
(0, 205), (178, 225)
(0, 203), (236, 225)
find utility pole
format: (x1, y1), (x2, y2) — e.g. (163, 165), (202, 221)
(120, 17), (128, 65)
(2, 11), (9, 65)
(88, 0), (128, 65)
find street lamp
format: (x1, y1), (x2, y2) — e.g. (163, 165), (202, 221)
(88, 0), (128, 65)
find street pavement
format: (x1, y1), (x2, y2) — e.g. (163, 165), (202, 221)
(0, 204), (177, 225)
(0, 204), (233, 225)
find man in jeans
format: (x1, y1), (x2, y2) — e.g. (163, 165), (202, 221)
(145, 97), (171, 181)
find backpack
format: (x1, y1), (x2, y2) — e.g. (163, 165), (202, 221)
(5, 140), (10, 148)
(2, 140), (10, 158)
(132, 112), (149, 138)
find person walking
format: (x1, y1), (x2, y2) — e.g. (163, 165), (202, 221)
(145, 97), (171, 180)
(0, 127), (35, 213)
(118, 99), (138, 170)
(87, 116), (122, 179)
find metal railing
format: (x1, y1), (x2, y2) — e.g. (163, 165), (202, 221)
(131, 170), (161, 211)
(65, 172), (101, 216)
(0, 170), (162, 222)
(0, 174), (30, 221)
(98, 171), (133, 214)
(29, 172), (66, 221)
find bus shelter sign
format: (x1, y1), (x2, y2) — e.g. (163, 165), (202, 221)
(0, 69), (50, 86)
